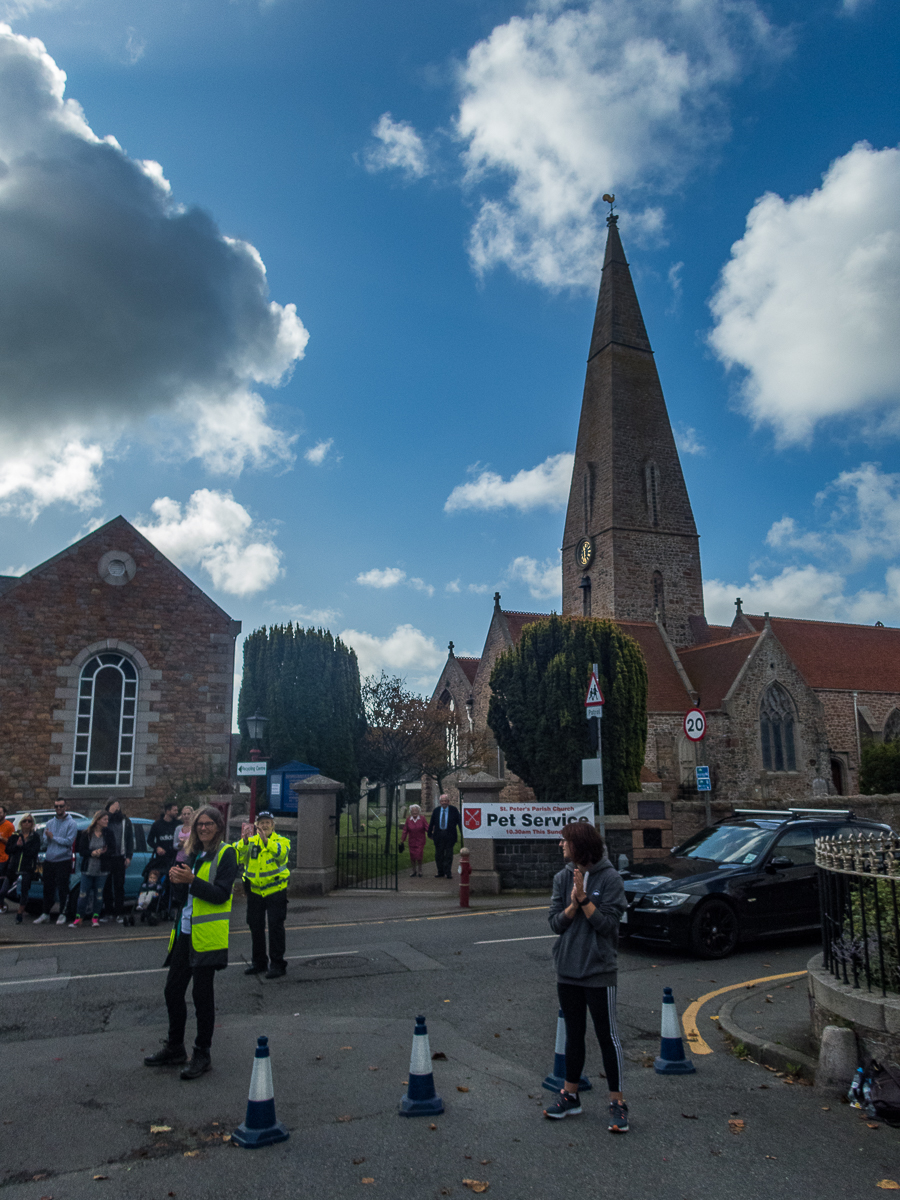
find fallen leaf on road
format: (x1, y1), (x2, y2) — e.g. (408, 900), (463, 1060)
(429, 1124), (437, 1131)
(211, 1122), (218, 1126)
(728, 1120), (745, 1134)
(784, 984), (794, 990)
(821, 1106), (830, 1111)
(221, 1135), (230, 1142)
(183, 1151), (200, 1158)
(432, 1052), (447, 1060)
(681, 1113), (697, 1120)
(766, 1156), (777, 1161)
(765, 996), (773, 1004)
(441, 1190), (452, 1196)
(361, 1178), (375, 1185)
(457, 1086), (470, 1093)
(316, 1055), (323, 1060)
(876, 1183), (900, 1190)
(353, 1158), (365, 1165)
(150, 1125), (171, 1134)
(867, 1123), (880, 1129)
(337, 1115), (352, 1123)
(481, 1160), (491, 1165)
(93, 1176), (108, 1180)
(32, 1175), (47, 1182)
(401, 1080), (408, 1085)
(368, 1067), (378, 1072)
(463, 1181), (489, 1193)
(341, 1046), (353, 1051)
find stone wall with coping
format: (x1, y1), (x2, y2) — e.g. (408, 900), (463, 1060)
(808, 952), (900, 1063)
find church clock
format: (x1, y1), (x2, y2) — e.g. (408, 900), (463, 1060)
(577, 538), (594, 569)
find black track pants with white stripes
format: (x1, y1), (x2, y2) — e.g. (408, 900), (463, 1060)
(557, 982), (624, 1093)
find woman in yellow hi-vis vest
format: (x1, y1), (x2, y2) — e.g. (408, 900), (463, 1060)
(143, 805), (238, 1080)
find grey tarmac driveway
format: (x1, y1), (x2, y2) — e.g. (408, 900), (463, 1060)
(0, 900), (897, 1200)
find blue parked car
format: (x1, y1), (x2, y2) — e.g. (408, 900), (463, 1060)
(8, 811), (154, 916)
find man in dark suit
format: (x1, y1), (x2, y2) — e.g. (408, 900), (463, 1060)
(427, 794), (462, 878)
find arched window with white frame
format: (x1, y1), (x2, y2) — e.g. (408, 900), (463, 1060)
(72, 653), (138, 786)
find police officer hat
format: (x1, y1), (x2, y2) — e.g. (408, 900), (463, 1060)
(256, 811), (275, 821)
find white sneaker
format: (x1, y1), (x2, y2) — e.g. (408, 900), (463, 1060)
(56, 914), (67, 925)
(33, 914), (50, 924)
(116, 916), (125, 924)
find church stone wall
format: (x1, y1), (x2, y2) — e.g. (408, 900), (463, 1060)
(815, 690), (900, 793)
(0, 523), (238, 815)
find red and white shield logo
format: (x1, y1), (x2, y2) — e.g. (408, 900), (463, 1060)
(463, 807), (482, 830)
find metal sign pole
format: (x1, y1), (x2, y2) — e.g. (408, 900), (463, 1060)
(593, 662), (605, 839)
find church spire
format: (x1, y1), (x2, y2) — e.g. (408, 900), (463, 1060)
(561, 216), (704, 647)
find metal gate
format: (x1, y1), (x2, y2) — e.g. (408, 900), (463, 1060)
(335, 789), (399, 890)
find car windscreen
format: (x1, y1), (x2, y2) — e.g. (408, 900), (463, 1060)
(673, 823), (777, 866)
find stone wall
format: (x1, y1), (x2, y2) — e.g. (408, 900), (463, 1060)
(0, 518), (240, 815)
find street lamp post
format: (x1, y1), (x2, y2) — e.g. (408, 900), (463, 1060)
(245, 709), (268, 823)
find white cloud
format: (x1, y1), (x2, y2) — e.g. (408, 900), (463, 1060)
(1, 562), (28, 576)
(356, 566), (434, 596)
(674, 426), (705, 456)
(468, 583), (491, 594)
(135, 488), (281, 596)
(304, 438), (334, 465)
(456, 0), (784, 287)
(268, 602), (343, 625)
(704, 565), (849, 624)
(445, 579), (461, 594)
(0, 25), (308, 515)
(365, 113), (429, 180)
(508, 554), (560, 600)
(708, 142), (900, 445)
(357, 567), (407, 589)
(445, 452), (573, 513)
(340, 623), (444, 690)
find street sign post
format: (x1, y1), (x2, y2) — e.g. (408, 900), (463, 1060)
(585, 666), (606, 837)
(695, 764), (711, 826)
(237, 762), (267, 776)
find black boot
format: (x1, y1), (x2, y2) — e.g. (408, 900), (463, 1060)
(180, 1048), (212, 1080)
(144, 1040), (187, 1067)
(244, 964), (266, 975)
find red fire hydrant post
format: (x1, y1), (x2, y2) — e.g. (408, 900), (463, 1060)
(458, 846), (471, 908)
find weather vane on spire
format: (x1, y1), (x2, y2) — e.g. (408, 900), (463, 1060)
(602, 193), (616, 218)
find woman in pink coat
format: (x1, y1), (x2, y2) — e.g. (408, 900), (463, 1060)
(400, 804), (428, 877)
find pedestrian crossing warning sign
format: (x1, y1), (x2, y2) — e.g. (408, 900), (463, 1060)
(585, 673), (605, 710)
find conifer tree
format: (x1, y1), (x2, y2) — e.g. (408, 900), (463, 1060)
(237, 625), (365, 799)
(487, 615), (648, 813)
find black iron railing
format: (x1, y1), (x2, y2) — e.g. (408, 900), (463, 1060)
(335, 795), (399, 890)
(817, 833), (900, 996)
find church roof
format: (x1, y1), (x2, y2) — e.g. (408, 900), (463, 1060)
(743, 615), (900, 692)
(679, 633), (760, 710)
(616, 621), (692, 712)
(587, 215), (653, 359)
(455, 656), (480, 684)
(502, 610), (547, 642)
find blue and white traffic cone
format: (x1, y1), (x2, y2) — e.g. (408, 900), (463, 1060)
(232, 1036), (290, 1148)
(399, 1014), (444, 1117)
(542, 1009), (592, 1092)
(654, 987), (696, 1075)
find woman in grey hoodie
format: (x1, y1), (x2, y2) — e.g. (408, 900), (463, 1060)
(544, 821), (629, 1132)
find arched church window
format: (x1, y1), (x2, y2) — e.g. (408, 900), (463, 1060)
(645, 462), (660, 527)
(652, 571), (666, 626)
(883, 709), (900, 744)
(760, 682), (797, 772)
(72, 653), (138, 786)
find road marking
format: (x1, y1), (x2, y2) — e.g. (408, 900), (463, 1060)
(474, 935), (557, 945)
(681, 970), (808, 1055)
(0, 904), (547, 952)
(0, 950), (361, 989)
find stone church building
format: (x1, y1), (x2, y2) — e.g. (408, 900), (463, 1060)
(0, 516), (240, 813)
(430, 216), (900, 811)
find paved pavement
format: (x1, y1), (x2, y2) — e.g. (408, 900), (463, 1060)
(1, 888), (897, 1199)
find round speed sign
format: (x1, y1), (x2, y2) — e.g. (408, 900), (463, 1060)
(683, 707), (706, 742)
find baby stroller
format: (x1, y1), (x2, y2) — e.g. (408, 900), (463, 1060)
(129, 863), (167, 926)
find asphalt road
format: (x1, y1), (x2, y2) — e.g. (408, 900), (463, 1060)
(1, 899), (897, 1199)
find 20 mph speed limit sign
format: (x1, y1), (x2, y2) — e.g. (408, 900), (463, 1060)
(683, 708), (707, 742)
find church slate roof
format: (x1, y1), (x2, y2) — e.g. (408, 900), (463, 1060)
(678, 633), (761, 710)
(742, 615), (900, 692)
(455, 656), (480, 684)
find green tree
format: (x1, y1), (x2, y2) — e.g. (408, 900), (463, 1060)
(487, 615), (648, 813)
(237, 624), (365, 799)
(860, 741), (900, 795)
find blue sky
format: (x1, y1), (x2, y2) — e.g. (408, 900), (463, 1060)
(0, 0), (898, 716)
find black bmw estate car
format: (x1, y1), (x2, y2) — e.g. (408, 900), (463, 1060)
(620, 808), (891, 959)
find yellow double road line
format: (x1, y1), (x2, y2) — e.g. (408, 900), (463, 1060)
(682, 970), (807, 1054)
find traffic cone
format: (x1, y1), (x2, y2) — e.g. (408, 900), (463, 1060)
(399, 1014), (444, 1117)
(542, 1008), (592, 1092)
(232, 1035), (290, 1148)
(653, 987), (696, 1074)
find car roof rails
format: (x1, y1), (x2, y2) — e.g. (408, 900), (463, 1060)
(786, 807), (853, 819)
(732, 808), (792, 820)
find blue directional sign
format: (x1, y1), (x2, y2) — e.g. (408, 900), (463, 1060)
(695, 765), (711, 792)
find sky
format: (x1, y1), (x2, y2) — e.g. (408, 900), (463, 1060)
(0, 0), (898, 721)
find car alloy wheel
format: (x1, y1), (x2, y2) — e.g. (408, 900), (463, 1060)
(690, 898), (739, 959)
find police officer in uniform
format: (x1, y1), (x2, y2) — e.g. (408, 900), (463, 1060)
(143, 805), (238, 1080)
(236, 811), (290, 979)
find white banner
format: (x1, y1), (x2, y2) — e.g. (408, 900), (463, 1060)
(461, 802), (595, 839)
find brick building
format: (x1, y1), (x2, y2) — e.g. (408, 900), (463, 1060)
(430, 215), (900, 811)
(0, 516), (241, 814)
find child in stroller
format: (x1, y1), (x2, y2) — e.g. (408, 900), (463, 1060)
(131, 865), (165, 925)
